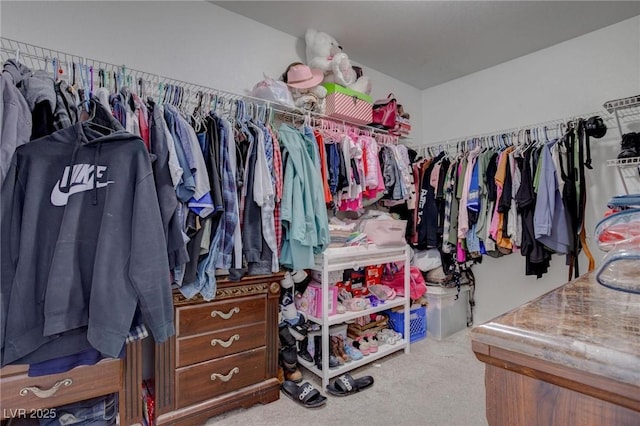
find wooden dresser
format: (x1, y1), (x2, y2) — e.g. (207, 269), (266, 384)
(471, 272), (640, 426)
(154, 273), (282, 426)
(0, 341), (143, 425)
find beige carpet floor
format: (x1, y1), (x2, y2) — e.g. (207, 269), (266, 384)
(205, 328), (487, 426)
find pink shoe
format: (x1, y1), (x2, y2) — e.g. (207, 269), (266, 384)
(354, 337), (370, 356)
(365, 335), (378, 353)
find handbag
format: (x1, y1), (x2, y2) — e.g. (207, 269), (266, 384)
(362, 219), (407, 246)
(371, 93), (397, 129)
(380, 266), (427, 300)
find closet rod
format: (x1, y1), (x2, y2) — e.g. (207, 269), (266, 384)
(419, 109), (615, 156)
(0, 37), (393, 137)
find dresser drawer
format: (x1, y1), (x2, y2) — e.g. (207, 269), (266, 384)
(176, 295), (266, 337)
(175, 347), (266, 408)
(0, 359), (121, 418)
(176, 322), (267, 368)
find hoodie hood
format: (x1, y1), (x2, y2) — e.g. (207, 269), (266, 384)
(3, 58), (31, 86)
(3, 59), (56, 111)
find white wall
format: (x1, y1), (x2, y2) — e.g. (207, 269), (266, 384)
(4, 0), (637, 329)
(0, 0), (422, 141)
(421, 16), (640, 324)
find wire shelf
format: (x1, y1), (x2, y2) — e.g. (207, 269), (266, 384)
(0, 37), (396, 142)
(606, 157), (640, 167)
(603, 95), (640, 113)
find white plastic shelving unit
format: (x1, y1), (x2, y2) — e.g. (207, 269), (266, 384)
(301, 244), (411, 389)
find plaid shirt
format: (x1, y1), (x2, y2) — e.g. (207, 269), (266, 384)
(53, 80), (78, 130)
(215, 116), (239, 270)
(269, 127), (284, 256)
(442, 161), (457, 253)
(238, 127), (255, 232)
(126, 324), (149, 343)
(249, 122), (278, 272)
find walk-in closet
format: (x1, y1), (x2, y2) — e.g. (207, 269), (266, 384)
(1, 2), (639, 425)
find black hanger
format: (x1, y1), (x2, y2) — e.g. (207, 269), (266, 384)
(83, 99), (115, 136)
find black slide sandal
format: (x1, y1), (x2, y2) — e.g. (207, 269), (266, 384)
(281, 380), (327, 408)
(326, 373), (374, 396)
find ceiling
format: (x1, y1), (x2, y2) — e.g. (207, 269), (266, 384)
(212, 1), (640, 90)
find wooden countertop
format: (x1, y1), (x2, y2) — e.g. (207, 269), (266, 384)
(471, 272), (640, 390)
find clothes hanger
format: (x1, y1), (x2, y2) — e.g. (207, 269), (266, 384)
(136, 77), (142, 98)
(88, 64), (94, 99)
(169, 85), (176, 106)
(543, 126), (550, 143)
(178, 86), (185, 110)
(156, 82), (163, 105)
(165, 84), (171, 105)
(52, 57), (59, 82)
(79, 62), (91, 112)
(174, 85), (184, 112)
(71, 62), (77, 86)
(174, 85), (181, 107)
(83, 98), (116, 135)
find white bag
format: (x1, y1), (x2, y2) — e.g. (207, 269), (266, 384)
(412, 248), (442, 272)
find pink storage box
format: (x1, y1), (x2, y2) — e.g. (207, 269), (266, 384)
(323, 83), (373, 125)
(307, 282), (339, 317)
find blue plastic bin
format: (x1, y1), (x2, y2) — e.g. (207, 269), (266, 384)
(385, 305), (427, 343)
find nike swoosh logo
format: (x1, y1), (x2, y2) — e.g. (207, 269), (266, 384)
(50, 180), (114, 206)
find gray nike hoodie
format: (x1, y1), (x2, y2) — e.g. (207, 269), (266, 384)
(1, 118), (174, 366)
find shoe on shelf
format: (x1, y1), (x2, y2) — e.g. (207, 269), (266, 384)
(280, 345), (298, 366)
(279, 326), (297, 348)
(353, 337), (370, 356)
(298, 336), (313, 363)
(286, 314), (309, 341)
(291, 269), (313, 295)
(313, 335), (340, 369)
(343, 340), (363, 360)
(277, 366), (285, 384)
(332, 335), (351, 363)
(376, 329), (397, 345)
(618, 132), (640, 159)
(365, 335), (379, 353)
(284, 367), (303, 383)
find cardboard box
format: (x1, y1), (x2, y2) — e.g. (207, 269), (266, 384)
(365, 265), (383, 287)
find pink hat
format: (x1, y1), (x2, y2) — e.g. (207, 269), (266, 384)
(286, 64), (324, 89)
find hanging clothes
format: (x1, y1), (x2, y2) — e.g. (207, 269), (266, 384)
(1, 106), (174, 366)
(0, 60), (32, 186)
(148, 101), (189, 269)
(515, 149), (551, 277)
(278, 123), (329, 269)
(533, 139), (571, 254)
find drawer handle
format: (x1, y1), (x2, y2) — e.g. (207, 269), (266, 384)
(210, 307), (240, 320)
(20, 379), (73, 398)
(210, 367), (239, 382)
(211, 334), (240, 348)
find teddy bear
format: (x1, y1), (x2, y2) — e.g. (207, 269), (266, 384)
(305, 28), (372, 95)
(281, 62), (327, 114)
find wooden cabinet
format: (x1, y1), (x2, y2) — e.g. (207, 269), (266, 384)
(0, 340), (143, 425)
(471, 272), (640, 426)
(154, 273), (282, 426)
